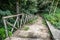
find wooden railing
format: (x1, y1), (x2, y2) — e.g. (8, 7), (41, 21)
(3, 13), (36, 37)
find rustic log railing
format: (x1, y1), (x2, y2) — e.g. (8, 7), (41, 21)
(3, 13), (36, 38)
(3, 14), (23, 37)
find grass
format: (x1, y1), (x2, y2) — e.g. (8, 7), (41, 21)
(28, 16), (38, 24)
(0, 27), (12, 40)
(22, 16), (38, 31)
(22, 26), (29, 31)
(43, 8), (60, 29)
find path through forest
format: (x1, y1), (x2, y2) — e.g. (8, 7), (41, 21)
(6, 16), (51, 40)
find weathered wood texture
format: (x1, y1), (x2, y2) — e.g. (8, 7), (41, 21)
(3, 14), (35, 37)
(46, 20), (60, 40)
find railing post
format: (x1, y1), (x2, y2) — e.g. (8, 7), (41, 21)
(20, 14), (24, 28)
(24, 14), (27, 25)
(17, 15), (19, 28)
(22, 14), (25, 25)
(11, 16), (19, 32)
(3, 18), (8, 37)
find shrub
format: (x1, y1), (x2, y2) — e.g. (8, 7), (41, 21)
(20, 0), (38, 14)
(0, 10), (12, 40)
(0, 27), (12, 40)
(0, 28), (5, 40)
(0, 10), (12, 27)
(43, 8), (60, 29)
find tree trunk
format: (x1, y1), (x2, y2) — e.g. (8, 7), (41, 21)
(16, 0), (19, 14)
(54, 0), (59, 14)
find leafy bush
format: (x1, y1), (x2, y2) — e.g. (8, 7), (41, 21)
(0, 27), (12, 40)
(8, 31), (12, 37)
(0, 10), (11, 15)
(0, 10), (12, 27)
(0, 10), (12, 40)
(37, 0), (51, 13)
(43, 8), (60, 29)
(28, 16), (38, 24)
(20, 0), (38, 14)
(0, 28), (5, 40)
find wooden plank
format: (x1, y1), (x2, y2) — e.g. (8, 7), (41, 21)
(11, 16), (19, 32)
(19, 18), (22, 28)
(17, 16), (19, 28)
(24, 14), (27, 25)
(22, 14), (25, 25)
(3, 14), (24, 37)
(46, 20), (60, 40)
(19, 14), (24, 28)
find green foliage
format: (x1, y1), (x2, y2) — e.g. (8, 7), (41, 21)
(43, 8), (60, 29)
(28, 16), (38, 24)
(0, 27), (12, 40)
(8, 31), (12, 37)
(0, 0), (60, 14)
(0, 10), (12, 27)
(0, 28), (5, 39)
(0, 10), (11, 15)
(37, 0), (51, 12)
(20, 0), (38, 14)
(0, 0), (16, 14)
(0, 0), (60, 40)
(28, 19), (35, 24)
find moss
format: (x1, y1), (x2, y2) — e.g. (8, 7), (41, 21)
(23, 26), (29, 31)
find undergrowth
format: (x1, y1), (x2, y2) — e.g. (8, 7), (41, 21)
(43, 8), (60, 29)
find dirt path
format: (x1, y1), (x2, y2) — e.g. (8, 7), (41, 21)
(6, 16), (51, 40)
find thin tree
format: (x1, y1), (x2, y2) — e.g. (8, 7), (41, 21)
(49, 0), (55, 14)
(54, 0), (59, 14)
(16, 0), (19, 14)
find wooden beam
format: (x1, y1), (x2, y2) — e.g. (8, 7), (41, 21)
(11, 16), (19, 32)
(3, 14), (22, 19)
(6, 21), (17, 29)
(3, 18), (8, 37)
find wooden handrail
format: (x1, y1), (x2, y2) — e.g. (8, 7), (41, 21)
(3, 14), (23, 19)
(3, 13), (36, 37)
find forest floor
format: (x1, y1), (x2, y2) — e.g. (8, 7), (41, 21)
(6, 16), (51, 40)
